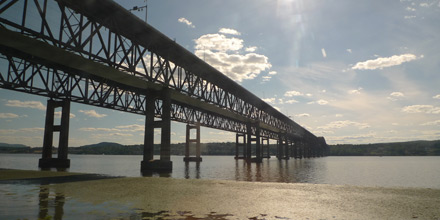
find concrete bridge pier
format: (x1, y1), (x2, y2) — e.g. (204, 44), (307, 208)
(184, 122), (202, 162)
(235, 133), (246, 159)
(304, 141), (311, 158)
(276, 134), (289, 160)
(292, 141), (298, 159)
(261, 136), (271, 159)
(141, 89), (172, 172)
(296, 141), (304, 159)
(246, 123), (262, 163)
(39, 99), (71, 169)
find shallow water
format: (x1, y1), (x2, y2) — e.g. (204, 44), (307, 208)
(1, 154), (440, 188)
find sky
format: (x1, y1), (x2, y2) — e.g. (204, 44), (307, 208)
(0, 0), (439, 147)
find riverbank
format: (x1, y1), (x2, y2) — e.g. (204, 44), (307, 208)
(1, 169), (439, 219)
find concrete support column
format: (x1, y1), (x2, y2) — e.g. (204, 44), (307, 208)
(276, 133), (282, 159)
(184, 122), (202, 162)
(292, 141), (298, 159)
(39, 99), (71, 168)
(235, 133), (246, 159)
(298, 141), (304, 159)
(245, 122), (262, 163)
(254, 124), (261, 160)
(143, 92), (155, 162)
(160, 89), (171, 162)
(261, 137), (270, 158)
(305, 141), (311, 158)
(141, 89), (172, 172)
(277, 133), (289, 160)
(246, 123), (252, 159)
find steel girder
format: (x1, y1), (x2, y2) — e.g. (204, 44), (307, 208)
(0, 54), (254, 134)
(0, 0), (319, 142)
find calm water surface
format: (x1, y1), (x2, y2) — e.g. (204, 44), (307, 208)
(1, 154), (439, 188)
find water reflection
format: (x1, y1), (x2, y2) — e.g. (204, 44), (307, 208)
(38, 185), (65, 220)
(229, 158), (322, 183)
(184, 161), (201, 179)
(40, 167), (69, 172)
(2, 182), (270, 219)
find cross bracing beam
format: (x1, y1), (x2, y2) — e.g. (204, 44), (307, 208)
(0, 27), (280, 138)
(0, 0), (319, 142)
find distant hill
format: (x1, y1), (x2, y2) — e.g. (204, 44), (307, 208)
(69, 142), (143, 155)
(1, 140), (440, 156)
(0, 143), (31, 153)
(329, 140), (440, 156)
(0, 143), (29, 148)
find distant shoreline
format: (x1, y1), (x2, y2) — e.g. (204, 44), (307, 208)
(1, 139), (439, 156)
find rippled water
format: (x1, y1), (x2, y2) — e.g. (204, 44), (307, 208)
(1, 154), (440, 188)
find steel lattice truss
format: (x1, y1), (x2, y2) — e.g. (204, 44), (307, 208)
(0, 0), (318, 141)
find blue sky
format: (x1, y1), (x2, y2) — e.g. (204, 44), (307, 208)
(1, 0), (439, 147)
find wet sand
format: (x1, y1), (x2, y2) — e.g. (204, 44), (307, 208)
(1, 169), (440, 219)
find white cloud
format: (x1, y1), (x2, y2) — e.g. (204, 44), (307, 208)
(268, 71), (277, 75)
(115, 124), (144, 132)
(20, 127), (45, 132)
(194, 32), (272, 82)
(195, 33), (243, 52)
(404, 15), (416, 19)
(295, 113), (310, 117)
(54, 111), (76, 119)
(284, 90), (304, 97)
(318, 120), (370, 130)
(390, 92), (405, 97)
(321, 48), (327, 58)
(79, 127), (120, 132)
(0, 113), (19, 119)
(348, 88), (362, 94)
(387, 92), (405, 101)
(6, 100), (45, 110)
(262, 97), (276, 104)
(433, 94), (440, 99)
(346, 49), (352, 53)
(308, 99), (329, 105)
(262, 76), (272, 82)
(406, 6), (416, 11)
(420, 3), (429, 7)
(402, 105), (440, 114)
(0, 127), (44, 134)
(285, 99), (298, 104)
(178, 17), (195, 28)
(335, 114), (344, 118)
(352, 54), (420, 70)
(219, 28), (241, 36)
(109, 133), (133, 137)
(421, 120), (440, 126)
(317, 99), (329, 105)
(79, 110), (107, 118)
(245, 46), (257, 52)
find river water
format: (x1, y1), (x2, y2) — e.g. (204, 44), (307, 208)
(1, 154), (440, 189)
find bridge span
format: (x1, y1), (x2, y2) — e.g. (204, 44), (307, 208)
(0, 0), (327, 172)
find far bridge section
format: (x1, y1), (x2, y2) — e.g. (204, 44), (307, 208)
(0, 0), (328, 172)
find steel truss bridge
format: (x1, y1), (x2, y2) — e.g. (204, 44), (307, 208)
(0, 0), (327, 171)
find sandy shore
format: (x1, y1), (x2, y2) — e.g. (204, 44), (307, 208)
(1, 169), (440, 219)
